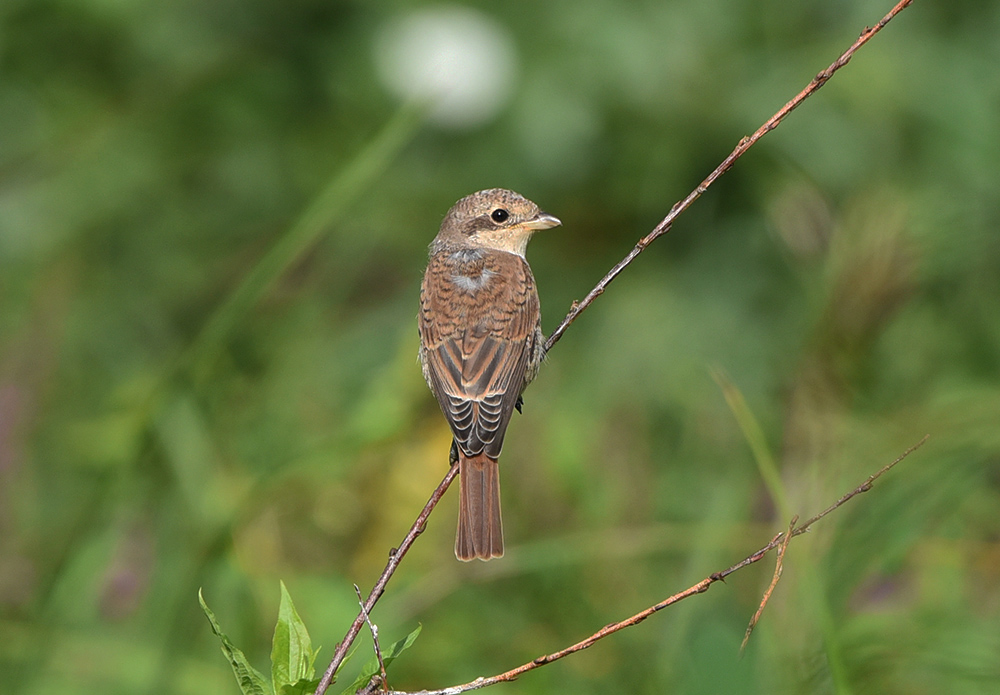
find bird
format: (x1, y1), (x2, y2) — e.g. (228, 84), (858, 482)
(419, 189), (561, 561)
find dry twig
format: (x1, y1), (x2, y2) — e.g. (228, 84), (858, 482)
(380, 435), (928, 695)
(355, 584), (390, 693)
(314, 1), (919, 693)
(316, 466), (459, 694)
(544, 0), (916, 353)
(740, 515), (796, 654)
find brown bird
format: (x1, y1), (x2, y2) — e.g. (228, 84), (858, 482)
(419, 189), (561, 561)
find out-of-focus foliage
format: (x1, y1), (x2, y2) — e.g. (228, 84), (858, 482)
(2, 1), (1000, 693)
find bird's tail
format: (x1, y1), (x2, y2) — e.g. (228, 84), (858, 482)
(456, 452), (503, 561)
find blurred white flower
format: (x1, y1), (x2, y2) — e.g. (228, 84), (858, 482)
(374, 5), (518, 129)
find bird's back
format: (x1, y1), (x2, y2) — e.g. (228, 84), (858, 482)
(419, 245), (541, 459)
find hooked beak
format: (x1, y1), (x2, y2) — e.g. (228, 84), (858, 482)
(520, 212), (562, 231)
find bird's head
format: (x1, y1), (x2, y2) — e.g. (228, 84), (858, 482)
(435, 188), (561, 257)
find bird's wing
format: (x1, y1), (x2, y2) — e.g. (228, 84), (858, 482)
(420, 250), (540, 458)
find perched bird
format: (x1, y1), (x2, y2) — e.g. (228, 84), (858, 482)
(419, 189), (561, 561)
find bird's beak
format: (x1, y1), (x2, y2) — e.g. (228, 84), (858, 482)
(521, 213), (562, 231)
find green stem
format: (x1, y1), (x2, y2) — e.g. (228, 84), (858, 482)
(183, 103), (425, 379)
(712, 367), (792, 522)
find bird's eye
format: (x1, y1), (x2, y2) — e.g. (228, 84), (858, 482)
(491, 208), (510, 223)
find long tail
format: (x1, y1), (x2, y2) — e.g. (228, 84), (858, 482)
(456, 452), (503, 561)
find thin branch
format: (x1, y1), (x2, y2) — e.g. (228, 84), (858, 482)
(315, 465), (460, 694)
(314, 1), (919, 693)
(543, 0), (917, 353)
(715, 434), (928, 583)
(355, 584), (390, 693)
(740, 515), (796, 654)
(382, 435), (928, 695)
(788, 434), (929, 540)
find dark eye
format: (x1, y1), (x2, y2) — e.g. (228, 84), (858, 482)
(491, 208), (510, 223)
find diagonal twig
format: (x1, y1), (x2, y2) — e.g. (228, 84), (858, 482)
(315, 465), (459, 694)
(544, 0), (917, 353)
(380, 435), (928, 695)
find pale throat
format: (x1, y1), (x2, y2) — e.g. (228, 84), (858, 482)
(470, 229), (533, 257)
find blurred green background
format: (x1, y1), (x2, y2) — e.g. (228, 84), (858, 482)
(2, 0), (1000, 693)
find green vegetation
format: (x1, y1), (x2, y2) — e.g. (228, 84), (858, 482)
(2, 1), (999, 694)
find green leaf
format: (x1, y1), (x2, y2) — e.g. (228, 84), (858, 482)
(199, 589), (272, 695)
(278, 677), (322, 695)
(271, 581), (317, 693)
(340, 624), (422, 695)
